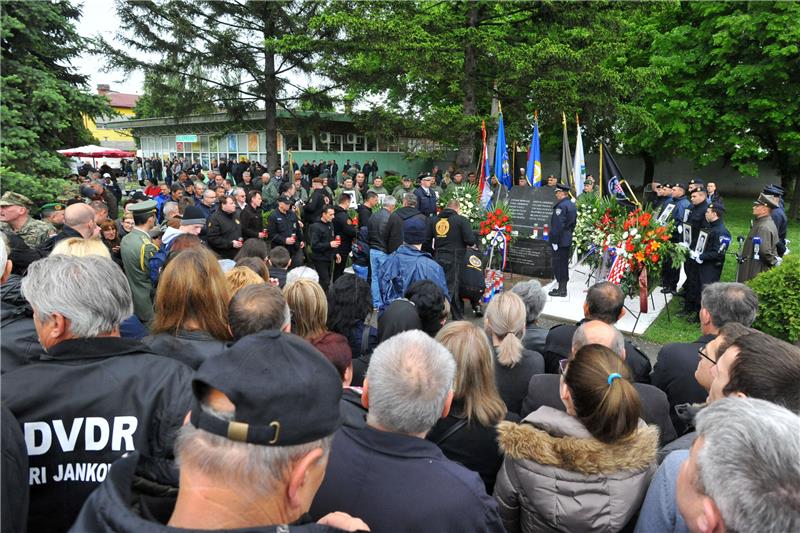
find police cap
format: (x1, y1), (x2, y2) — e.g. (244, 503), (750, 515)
(0, 191), (33, 209)
(555, 183), (571, 192)
(128, 199), (157, 216)
(672, 182), (686, 191)
(707, 203), (725, 215)
(689, 178), (705, 186)
(191, 330), (342, 446)
(277, 195), (293, 206)
(763, 184), (785, 197)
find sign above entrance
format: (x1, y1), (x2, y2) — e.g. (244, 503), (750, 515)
(176, 134), (198, 143)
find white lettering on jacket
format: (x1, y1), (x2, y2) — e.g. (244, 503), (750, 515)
(23, 416), (139, 456)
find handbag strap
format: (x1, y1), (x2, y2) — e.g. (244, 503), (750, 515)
(432, 417), (468, 446)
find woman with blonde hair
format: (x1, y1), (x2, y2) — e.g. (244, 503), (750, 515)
(495, 344), (658, 532)
(225, 265), (265, 293)
(484, 292), (544, 415)
(51, 237), (110, 259)
(283, 278), (328, 341)
(145, 247), (232, 369)
(427, 321), (512, 494)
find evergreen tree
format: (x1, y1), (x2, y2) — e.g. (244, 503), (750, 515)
(1, 0), (110, 202)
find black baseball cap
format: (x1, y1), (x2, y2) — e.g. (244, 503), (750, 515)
(190, 330), (343, 446)
(277, 195), (293, 205)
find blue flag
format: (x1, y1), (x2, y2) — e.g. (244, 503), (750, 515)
(526, 120), (542, 187)
(494, 112), (512, 190)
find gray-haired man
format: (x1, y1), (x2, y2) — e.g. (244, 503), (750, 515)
(311, 330), (504, 532)
(1, 255), (193, 532)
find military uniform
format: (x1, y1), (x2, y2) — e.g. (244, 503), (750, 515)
(549, 185), (577, 297)
(661, 185), (691, 293)
(696, 211), (731, 288)
(682, 198), (708, 314)
(737, 210), (779, 283)
(432, 208), (476, 319)
(0, 192), (55, 247)
(120, 201), (158, 323)
(764, 185), (788, 256)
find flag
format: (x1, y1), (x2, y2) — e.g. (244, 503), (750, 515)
(600, 142), (631, 203)
(526, 114), (542, 186)
(479, 120), (492, 208)
(560, 112), (574, 191)
(494, 110), (512, 190)
(573, 115), (586, 194)
(607, 250), (628, 284)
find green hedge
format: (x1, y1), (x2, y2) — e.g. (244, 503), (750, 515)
(747, 255), (800, 343)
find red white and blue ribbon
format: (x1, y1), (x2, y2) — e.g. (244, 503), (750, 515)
(487, 225), (509, 270)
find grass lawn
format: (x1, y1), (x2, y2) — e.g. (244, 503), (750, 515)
(641, 196), (798, 345)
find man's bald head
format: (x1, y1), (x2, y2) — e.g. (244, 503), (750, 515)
(64, 203), (94, 228)
(572, 320), (626, 359)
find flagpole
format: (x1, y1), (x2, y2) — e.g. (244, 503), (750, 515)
(599, 143), (604, 198)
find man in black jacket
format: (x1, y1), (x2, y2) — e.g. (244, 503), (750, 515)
(358, 190), (379, 229)
(332, 194), (357, 281)
(386, 193), (425, 254)
(521, 320), (677, 446)
(206, 196), (242, 260)
(680, 186), (709, 319)
(310, 206), (340, 292)
(651, 282), (758, 435)
(432, 198), (476, 319)
(239, 190), (266, 241)
(1, 254), (193, 532)
(304, 177), (331, 225)
(541, 281), (652, 382)
(367, 196), (396, 309)
(36, 203), (98, 257)
(267, 196), (304, 266)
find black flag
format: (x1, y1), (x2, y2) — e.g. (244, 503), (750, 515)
(600, 143), (633, 207)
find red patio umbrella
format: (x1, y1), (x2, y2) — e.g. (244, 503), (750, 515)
(58, 145), (136, 158)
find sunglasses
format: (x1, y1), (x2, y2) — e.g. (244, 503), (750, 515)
(698, 344), (716, 366)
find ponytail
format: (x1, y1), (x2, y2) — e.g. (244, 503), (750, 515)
(484, 292), (527, 368)
(496, 332), (524, 367)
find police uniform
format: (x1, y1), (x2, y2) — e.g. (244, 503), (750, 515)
(267, 197), (304, 265)
(736, 194), (780, 283)
(681, 191), (709, 315)
(696, 204), (731, 288)
(764, 185), (788, 256)
(1, 336), (193, 532)
(0, 192), (56, 247)
(548, 184), (577, 297)
(120, 201), (158, 323)
(661, 183), (691, 293)
(432, 207), (476, 319)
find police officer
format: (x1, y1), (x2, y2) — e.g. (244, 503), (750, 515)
(737, 194), (780, 283)
(763, 184), (787, 256)
(120, 200), (158, 323)
(548, 183), (577, 297)
(206, 195), (242, 260)
(0, 192), (56, 247)
(695, 203), (731, 288)
(661, 182), (691, 294)
(267, 196), (305, 266)
(433, 198), (476, 319)
(1, 254), (192, 532)
(679, 186), (708, 319)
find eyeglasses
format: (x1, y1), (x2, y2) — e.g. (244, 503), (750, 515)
(558, 358), (569, 376)
(698, 344), (716, 366)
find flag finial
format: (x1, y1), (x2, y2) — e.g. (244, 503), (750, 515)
(562, 111), (566, 126)
(576, 113), (580, 125)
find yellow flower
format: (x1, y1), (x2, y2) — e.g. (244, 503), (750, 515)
(635, 251), (645, 263)
(650, 241), (661, 251)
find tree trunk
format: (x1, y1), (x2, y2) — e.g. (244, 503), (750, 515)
(456, 3), (480, 171)
(263, 3), (279, 171)
(642, 151), (655, 185)
(786, 174), (799, 221)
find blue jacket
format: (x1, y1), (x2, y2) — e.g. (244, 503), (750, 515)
(378, 244), (448, 306)
(310, 425), (505, 533)
(414, 186), (438, 217)
(549, 197), (577, 247)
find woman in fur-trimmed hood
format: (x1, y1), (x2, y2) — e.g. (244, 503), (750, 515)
(494, 344), (659, 533)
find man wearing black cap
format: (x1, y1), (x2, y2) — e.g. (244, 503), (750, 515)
(311, 330), (503, 532)
(763, 185), (787, 256)
(661, 183), (691, 294)
(379, 215), (447, 306)
(696, 203), (731, 288)
(687, 178), (704, 194)
(679, 186), (709, 320)
(268, 195), (305, 266)
(548, 183), (577, 297)
(69, 330), (369, 532)
(737, 194), (780, 283)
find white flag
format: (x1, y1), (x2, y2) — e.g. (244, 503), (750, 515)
(573, 120), (586, 194)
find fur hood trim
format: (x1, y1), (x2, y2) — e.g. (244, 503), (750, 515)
(497, 420), (659, 475)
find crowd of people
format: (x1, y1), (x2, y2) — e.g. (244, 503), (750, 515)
(1, 157), (798, 533)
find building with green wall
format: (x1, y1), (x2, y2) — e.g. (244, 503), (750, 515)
(101, 110), (455, 177)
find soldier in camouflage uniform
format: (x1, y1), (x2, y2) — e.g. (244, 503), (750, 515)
(40, 202), (65, 230)
(0, 192), (56, 247)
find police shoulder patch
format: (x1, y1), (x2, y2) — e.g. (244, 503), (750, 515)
(469, 255), (482, 268)
(555, 208), (562, 216)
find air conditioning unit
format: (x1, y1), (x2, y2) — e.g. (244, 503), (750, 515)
(346, 133), (358, 144)
(319, 132), (331, 144)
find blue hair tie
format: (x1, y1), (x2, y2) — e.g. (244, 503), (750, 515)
(607, 373), (622, 385)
